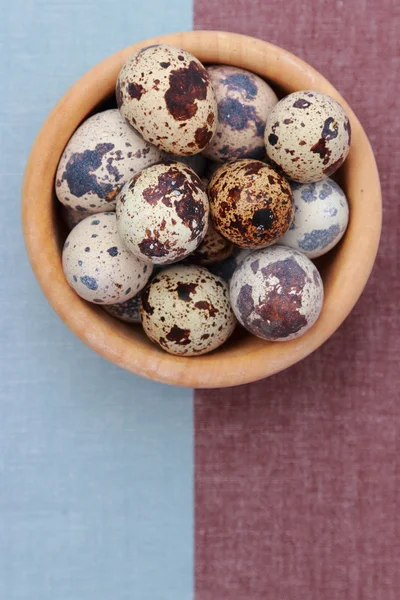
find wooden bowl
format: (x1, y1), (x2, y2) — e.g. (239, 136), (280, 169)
(22, 31), (381, 388)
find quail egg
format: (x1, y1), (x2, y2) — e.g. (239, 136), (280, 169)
(140, 264), (236, 355)
(116, 44), (217, 155)
(203, 65), (278, 162)
(280, 178), (349, 258)
(116, 161), (209, 265)
(55, 109), (163, 213)
(230, 245), (324, 341)
(62, 212), (152, 304)
(265, 91), (351, 182)
(209, 159), (294, 248)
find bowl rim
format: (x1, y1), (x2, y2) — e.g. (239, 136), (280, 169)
(21, 30), (382, 388)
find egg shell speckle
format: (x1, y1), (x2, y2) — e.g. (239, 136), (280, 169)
(140, 265), (236, 356)
(188, 219), (234, 265)
(62, 212), (152, 304)
(280, 178), (349, 258)
(103, 293), (142, 323)
(203, 65), (278, 162)
(116, 44), (217, 155)
(230, 245), (324, 341)
(265, 91), (351, 183)
(116, 161), (209, 265)
(209, 159), (294, 248)
(55, 109), (163, 213)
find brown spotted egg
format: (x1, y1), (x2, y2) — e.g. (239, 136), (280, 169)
(208, 159), (294, 248)
(55, 109), (163, 214)
(103, 293), (142, 323)
(116, 161), (209, 265)
(140, 265), (236, 356)
(230, 245), (324, 341)
(188, 219), (233, 265)
(116, 44), (217, 155)
(62, 212), (152, 304)
(203, 65), (278, 162)
(265, 91), (351, 182)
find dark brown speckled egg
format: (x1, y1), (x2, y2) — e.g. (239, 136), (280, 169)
(230, 245), (324, 341)
(116, 44), (217, 155)
(265, 91), (351, 182)
(140, 265), (236, 356)
(208, 159), (294, 248)
(116, 161), (209, 265)
(203, 65), (278, 163)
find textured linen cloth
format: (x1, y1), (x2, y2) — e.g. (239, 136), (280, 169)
(0, 2), (193, 599)
(194, 1), (400, 598)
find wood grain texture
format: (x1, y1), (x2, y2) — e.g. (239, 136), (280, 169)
(22, 31), (381, 388)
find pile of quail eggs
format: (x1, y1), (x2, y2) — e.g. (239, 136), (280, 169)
(58, 44), (351, 356)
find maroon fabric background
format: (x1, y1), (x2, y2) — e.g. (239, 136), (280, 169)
(194, 1), (400, 599)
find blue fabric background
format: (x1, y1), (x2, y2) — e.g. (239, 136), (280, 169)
(0, 1), (193, 598)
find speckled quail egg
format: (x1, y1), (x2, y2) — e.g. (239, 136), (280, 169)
(188, 219), (234, 264)
(116, 161), (209, 265)
(116, 44), (217, 155)
(280, 178), (349, 258)
(56, 109), (163, 213)
(265, 90), (351, 182)
(230, 245), (323, 341)
(163, 152), (207, 176)
(140, 265), (236, 356)
(62, 212), (152, 304)
(210, 247), (252, 282)
(203, 65), (278, 162)
(208, 159), (294, 248)
(103, 293), (142, 323)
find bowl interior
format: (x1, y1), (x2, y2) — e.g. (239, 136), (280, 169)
(22, 31), (381, 388)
